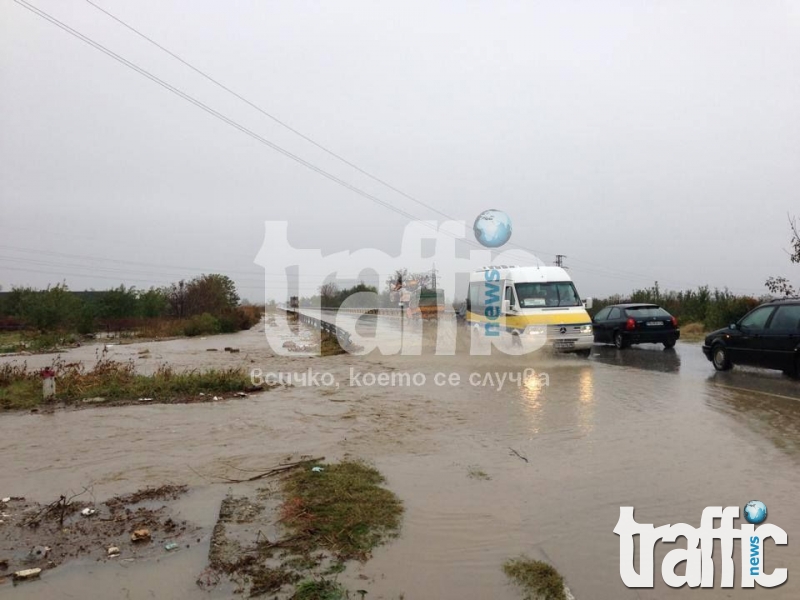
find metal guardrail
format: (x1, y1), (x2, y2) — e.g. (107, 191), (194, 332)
(278, 307), (354, 350)
(322, 307), (455, 319)
(328, 307), (402, 316)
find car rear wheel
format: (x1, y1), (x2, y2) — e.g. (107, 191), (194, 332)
(663, 339), (676, 349)
(712, 344), (732, 371)
(613, 331), (628, 350)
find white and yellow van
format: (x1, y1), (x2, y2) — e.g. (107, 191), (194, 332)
(465, 265), (594, 354)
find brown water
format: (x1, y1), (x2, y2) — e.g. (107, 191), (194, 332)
(1, 326), (799, 598)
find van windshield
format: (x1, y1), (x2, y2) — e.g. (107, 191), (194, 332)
(514, 282), (582, 308)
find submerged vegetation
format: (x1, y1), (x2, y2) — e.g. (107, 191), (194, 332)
(279, 460), (403, 561)
(503, 556), (567, 600)
(206, 460), (403, 598)
(290, 579), (349, 600)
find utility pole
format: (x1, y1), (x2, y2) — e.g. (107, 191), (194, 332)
(396, 272), (404, 352)
(555, 255), (567, 268)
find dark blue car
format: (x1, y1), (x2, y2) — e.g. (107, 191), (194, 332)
(702, 299), (800, 376)
(592, 303), (680, 349)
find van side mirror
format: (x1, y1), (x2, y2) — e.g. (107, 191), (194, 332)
(583, 297), (593, 310)
(502, 299), (512, 314)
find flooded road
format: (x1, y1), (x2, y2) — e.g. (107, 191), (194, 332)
(1, 326), (799, 598)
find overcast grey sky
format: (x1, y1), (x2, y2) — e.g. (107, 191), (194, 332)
(1, 0), (798, 301)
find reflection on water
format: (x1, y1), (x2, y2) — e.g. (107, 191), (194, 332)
(591, 345), (681, 373)
(520, 366), (595, 436)
(704, 374), (800, 457)
(578, 368), (595, 434)
(523, 369), (546, 400)
(522, 369), (545, 434)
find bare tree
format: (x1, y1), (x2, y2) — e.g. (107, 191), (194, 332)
(319, 282), (338, 306)
(765, 215), (799, 297)
(789, 215), (800, 264)
(384, 269), (434, 292)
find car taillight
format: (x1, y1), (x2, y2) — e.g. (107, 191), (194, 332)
(671, 316), (678, 327)
(625, 318), (636, 330)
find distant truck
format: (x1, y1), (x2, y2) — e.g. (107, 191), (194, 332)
(289, 296), (300, 310)
(412, 288), (445, 319)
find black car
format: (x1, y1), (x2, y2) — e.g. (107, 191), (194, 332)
(702, 299), (800, 376)
(592, 303), (680, 349)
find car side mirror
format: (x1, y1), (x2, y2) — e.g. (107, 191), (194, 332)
(729, 323), (737, 330)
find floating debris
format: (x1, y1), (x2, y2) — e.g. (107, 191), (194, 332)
(131, 529), (151, 543)
(13, 568), (41, 582)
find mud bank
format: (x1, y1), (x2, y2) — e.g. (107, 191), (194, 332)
(0, 485), (196, 587)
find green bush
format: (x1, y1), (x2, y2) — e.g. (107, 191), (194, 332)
(705, 294), (760, 330)
(183, 313), (220, 337)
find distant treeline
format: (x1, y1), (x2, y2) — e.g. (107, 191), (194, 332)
(315, 282), (380, 309)
(297, 281), (766, 331)
(0, 274), (262, 337)
(593, 284), (763, 331)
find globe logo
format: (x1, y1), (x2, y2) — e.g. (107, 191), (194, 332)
(744, 500), (767, 525)
(473, 209), (512, 248)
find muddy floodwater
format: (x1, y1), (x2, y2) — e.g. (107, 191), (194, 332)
(1, 323), (799, 598)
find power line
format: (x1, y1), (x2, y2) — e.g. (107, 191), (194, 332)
(0, 263), (223, 287)
(82, 0), (453, 222)
(12, 0), (424, 225)
(10, 1), (763, 295)
(0, 244), (336, 279)
(10, 1), (544, 272)
(0, 255), (316, 284)
(77, 0), (673, 282)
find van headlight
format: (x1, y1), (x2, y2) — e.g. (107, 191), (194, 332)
(580, 324), (593, 333)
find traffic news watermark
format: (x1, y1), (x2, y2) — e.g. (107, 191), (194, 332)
(255, 219), (551, 356)
(614, 503), (787, 589)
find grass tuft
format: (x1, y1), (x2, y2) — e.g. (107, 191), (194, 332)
(503, 556), (567, 600)
(290, 579), (348, 600)
(0, 357), (253, 410)
(467, 466), (491, 480)
(278, 460), (403, 562)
